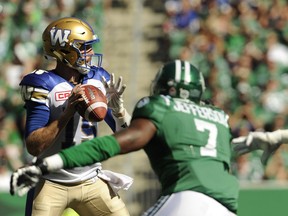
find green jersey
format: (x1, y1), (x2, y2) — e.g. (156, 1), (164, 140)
(59, 94), (239, 212)
(132, 95), (238, 212)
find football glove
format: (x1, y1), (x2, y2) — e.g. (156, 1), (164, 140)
(232, 131), (285, 165)
(10, 159), (48, 196)
(102, 73), (126, 117)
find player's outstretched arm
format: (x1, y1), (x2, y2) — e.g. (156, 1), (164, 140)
(59, 118), (156, 168)
(10, 118), (156, 196)
(232, 129), (288, 165)
(10, 135), (122, 196)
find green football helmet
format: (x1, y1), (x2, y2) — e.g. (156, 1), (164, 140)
(151, 60), (205, 103)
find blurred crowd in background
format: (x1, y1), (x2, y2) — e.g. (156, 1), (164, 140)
(1, 0), (288, 193)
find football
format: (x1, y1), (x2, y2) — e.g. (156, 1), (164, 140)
(75, 84), (108, 122)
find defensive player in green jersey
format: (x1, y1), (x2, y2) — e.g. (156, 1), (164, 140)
(10, 60), (239, 216)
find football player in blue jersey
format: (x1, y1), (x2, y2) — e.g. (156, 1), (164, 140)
(12, 60), (238, 216)
(19, 17), (132, 216)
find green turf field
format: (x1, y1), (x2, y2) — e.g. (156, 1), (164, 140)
(2, 183), (288, 216)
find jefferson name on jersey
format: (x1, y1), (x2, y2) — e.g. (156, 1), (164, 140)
(174, 100), (229, 128)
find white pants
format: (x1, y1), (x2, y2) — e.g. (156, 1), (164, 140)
(142, 191), (237, 216)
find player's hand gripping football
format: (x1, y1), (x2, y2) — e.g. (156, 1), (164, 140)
(65, 84), (85, 115)
(102, 73), (126, 117)
(10, 159), (48, 196)
(232, 131), (283, 165)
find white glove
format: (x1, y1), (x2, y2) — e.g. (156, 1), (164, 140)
(102, 73), (126, 117)
(232, 131), (284, 165)
(10, 165), (42, 196)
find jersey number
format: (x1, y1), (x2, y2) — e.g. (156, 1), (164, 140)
(194, 118), (217, 157)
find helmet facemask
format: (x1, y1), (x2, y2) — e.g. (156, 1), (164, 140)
(72, 38), (102, 74)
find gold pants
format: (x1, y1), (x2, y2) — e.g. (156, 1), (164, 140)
(31, 178), (130, 216)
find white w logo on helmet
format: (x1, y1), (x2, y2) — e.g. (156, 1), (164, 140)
(50, 27), (71, 47)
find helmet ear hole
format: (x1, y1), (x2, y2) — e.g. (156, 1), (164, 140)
(60, 49), (70, 54)
(168, 87), (177, 97)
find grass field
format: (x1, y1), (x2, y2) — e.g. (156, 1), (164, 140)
(3, 182), (288, 216)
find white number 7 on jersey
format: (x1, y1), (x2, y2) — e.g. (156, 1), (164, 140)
(194, 118), (217, 157)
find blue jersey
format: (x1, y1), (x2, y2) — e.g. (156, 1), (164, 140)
(20, 66), (115, 183)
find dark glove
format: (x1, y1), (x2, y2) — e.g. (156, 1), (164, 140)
(10, 159), (48, 196)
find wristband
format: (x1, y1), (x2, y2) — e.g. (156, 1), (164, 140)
(43, 154), (64, 172)
(113, 109), (131, 129)
(34, 158), (49, 175)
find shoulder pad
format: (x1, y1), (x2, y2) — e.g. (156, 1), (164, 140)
(83, 66), (111, 82)
(132, 95), (170, 122)
(20, 70), (64, 91)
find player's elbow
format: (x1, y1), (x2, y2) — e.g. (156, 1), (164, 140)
(26, 144), (42, 156)
(25, 137), (45, 156)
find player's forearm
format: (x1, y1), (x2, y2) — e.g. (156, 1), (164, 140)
(54, 135), (120, 169)
(26, 110), (74, 156)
